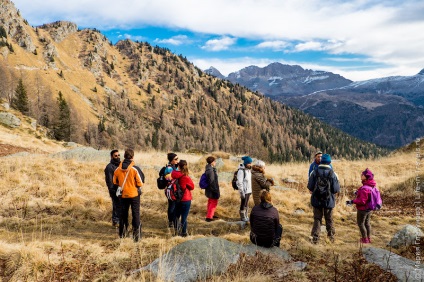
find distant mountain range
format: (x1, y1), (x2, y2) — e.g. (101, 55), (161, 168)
(206, 63), (424, 148)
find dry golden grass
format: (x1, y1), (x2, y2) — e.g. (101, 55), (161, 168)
(0, 146), (420, 281)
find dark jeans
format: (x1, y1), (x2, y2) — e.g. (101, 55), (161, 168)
(250, 223), (283, 248)
(109, 189), (121, 224)
(357, 210), (372, 238)
(311, 207), (334, 238)
(240, 193), (251, 210)
(175, 200), (191, 235)
(119, 196), (141, 240)
(168, 199), (176, 224)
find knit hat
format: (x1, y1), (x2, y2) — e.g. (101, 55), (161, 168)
(167, 153), (178, 162)
(242, 156), (253, 165)
(254, 160), (265, 168)
(362, 168), (374, 180)
(321, 154), (331, 164)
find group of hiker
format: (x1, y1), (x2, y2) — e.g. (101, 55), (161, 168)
(104, 149), (382, 247)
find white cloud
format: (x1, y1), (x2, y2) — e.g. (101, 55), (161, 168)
(256, 41), (289, 51)
(123, 34), (147, 42)
(11, 0), (424, 80)
(154, 35), (191, 46)
(201, 36), (237, 51)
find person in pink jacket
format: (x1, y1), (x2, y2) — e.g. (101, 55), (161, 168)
(346, 168), (376, 244)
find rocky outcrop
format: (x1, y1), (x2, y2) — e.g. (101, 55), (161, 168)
(388, 225), (423, 249)
(363, 247), (424, 282)
(0, 0), (36, 52)
(136, 237), (306, 282)
(38, 21), (77, 42)
(0, 112), (20, 127)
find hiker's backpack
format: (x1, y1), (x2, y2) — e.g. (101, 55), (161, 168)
(165, 178), (184, 202)
(313, 169), (333, 200)
(199, 173), (209, 189)
(366, 186), (383, 211)
(232, 168), (246, 190)
(157, 165), (170, 190)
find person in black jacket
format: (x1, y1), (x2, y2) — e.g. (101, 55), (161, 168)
(104, 149), (121, 227)
(250, 190), (283, 248)
(307, 153), (340, 244)
(204, 156), (220, 222)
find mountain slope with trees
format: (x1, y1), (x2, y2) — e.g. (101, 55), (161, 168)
(0, 0), (387, 162)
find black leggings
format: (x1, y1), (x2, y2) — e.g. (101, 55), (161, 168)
(240, 193), (251, 210)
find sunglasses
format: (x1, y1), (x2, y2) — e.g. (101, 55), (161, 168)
(113, 154), (120, 158)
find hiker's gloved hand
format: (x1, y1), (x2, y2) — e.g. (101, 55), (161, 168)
(376, 204), (381, 210)
(345, 200), (353, 205)
(116, 187), (122, 197)
(267, 178), (275, 185)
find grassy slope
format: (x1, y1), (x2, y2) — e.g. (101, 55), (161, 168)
(0, 120), (419, 281)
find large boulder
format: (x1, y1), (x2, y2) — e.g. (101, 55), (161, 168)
(0, 112), (21, 128)
(136, 237), (305, 282)
(388, 225), (423, 249)
(363, 247), (424, 282)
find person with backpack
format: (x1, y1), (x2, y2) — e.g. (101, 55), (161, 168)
(171, 160), (195, 237)
(250, 190), (283, 248)
(346, 168), (381, 244)
(307, 154), (340, 244)
(204, 156), (220, 222)
(251, 160), (274, 206)
(157, 153), (179, 227)
(308, 151), (332, 177)
(237, 156), (253, 222)
(113, 149), (144, 242)
(104, 149), (122, 227)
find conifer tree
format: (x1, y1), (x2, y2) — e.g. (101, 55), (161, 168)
(11, 78), (29, 115)
(54, 91), (71, 141)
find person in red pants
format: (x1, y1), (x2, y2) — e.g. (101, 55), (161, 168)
(204, 156), (220, 222)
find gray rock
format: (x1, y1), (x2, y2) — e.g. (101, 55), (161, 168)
(273, 186), (293, 191)
(50, 147), (109, 162)
(136, 237), (303, 281)
(388, 225), (423, 249)
(64, 142), (78, 148)
(1, 103), (10, 110)
(0, 112), (21, 128)
(363, 247), (424, 282)
(282, 178), (298, 184)
(218, 171), (234, 183)
(293, 209), (305, 215)
(215, 158), (224, 170)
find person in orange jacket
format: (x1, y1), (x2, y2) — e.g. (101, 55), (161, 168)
(113, 149), (144, 242)
(171, 160), (195, 237)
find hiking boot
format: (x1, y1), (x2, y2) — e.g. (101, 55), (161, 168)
(205, 218), (214, 222)
(180, 232), (188, 237)
(239, 210), (246, 221)
(311, 236), (319, 244)
(328, 236), (335, 243)
(213, 215), (219, 219)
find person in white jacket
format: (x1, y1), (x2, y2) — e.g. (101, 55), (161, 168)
(237, 156), (253, 222)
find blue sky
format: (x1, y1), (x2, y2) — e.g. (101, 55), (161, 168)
(12, 0), (424, 81)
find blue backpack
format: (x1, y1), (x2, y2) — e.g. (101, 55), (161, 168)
(199, 173), (209, 189)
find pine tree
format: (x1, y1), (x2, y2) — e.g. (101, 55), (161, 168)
(54, 91), (71, 141)
(11, 78), (29, 115)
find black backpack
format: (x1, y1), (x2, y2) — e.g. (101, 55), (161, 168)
(232, 168), (246, 190)
(157, 165), (170, 190)
(313, 169), (333, 201)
